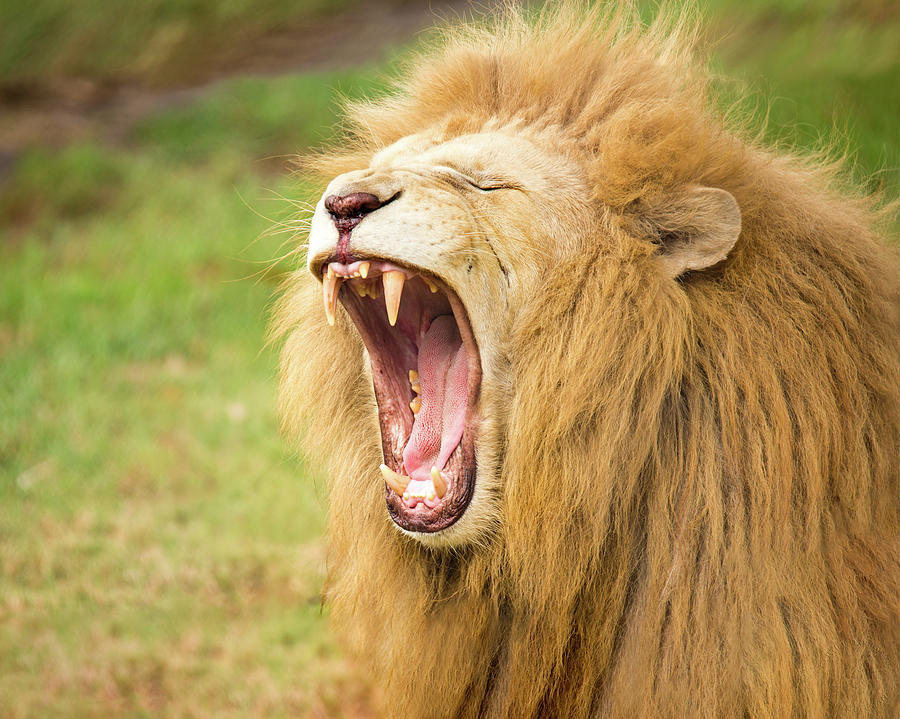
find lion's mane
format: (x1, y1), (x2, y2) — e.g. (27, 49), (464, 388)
(275, 5), (900, 717)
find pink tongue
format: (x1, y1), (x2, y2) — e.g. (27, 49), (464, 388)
(402, 315), (468, 482)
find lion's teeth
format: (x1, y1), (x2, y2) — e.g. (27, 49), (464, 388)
(380, 464), (409, 495)
(352, 281), (367, 298)
(424, 277), (438, 293)
(323, 269), (341, 326)
(411, 382), (421, 395)
(409, 396), (421, 414)
(409, 369), (419, 383)
(382, 270), (405, 326)
(359, 261), (370, 279)
(430, 466), (447, 499)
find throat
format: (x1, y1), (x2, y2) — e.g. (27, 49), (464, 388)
(402, 315), (468, 482)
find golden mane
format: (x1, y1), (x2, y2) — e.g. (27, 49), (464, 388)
(275, 3), (900, 716)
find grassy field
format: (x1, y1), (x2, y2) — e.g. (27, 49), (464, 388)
(0, 0), (358, 86)
(1, 64), (384, 717)
(1, 1), (898, 717)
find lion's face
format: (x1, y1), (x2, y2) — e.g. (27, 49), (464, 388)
(306, 128), (589, 545)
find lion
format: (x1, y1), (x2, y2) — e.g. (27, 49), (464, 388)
(273, 4), (900, 717)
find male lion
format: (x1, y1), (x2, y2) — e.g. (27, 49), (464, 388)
(274, 4), (900, 717)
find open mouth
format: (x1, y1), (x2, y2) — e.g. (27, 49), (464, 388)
(319, 258), (481, 533)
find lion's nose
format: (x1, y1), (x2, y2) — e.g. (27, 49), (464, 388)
(323, 190), (400, 264)
(324, 192), (386, 222)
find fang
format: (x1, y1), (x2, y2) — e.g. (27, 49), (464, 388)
(382, 270), (405, 326)
(323, 271), (341, 326)
(430, 466), (448, 499)
(380, 464), (409, 495)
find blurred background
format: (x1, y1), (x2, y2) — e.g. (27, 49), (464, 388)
(0, 1), (897, 716)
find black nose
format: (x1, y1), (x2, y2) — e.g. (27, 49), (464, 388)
(324, 192), (385, 220)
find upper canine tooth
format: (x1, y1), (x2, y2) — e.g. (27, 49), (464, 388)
(323, 270), (341, 326)
(380, 463), (409, 495)
(359, 261), (370, 279)
(382, 270), (405, 326)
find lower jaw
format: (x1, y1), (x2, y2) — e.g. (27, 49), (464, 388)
(384, 437), (478, 533)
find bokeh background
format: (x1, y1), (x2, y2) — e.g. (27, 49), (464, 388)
(1, 1), (897, 716)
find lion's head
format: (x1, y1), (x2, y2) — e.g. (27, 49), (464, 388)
(303, 128), (594, 542)
(275, 4), (900, 716)
(297, 41), (741, 547)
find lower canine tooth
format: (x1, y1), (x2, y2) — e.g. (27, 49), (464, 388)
(380, 464), (409, 495)
(430, 466), (448, 499)
(382, 270), (405, 326)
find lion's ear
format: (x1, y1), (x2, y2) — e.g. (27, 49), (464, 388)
(645, 187), (741, 278)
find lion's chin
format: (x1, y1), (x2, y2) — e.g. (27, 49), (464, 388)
(320, 257), (481, 534)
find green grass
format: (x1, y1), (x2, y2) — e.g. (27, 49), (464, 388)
(701, 0), (900, 198)
(0, 67), (381, 717)
(0, 149), (346, 716)
(0, 0), (359, 86)
(0, 1), (897, 716)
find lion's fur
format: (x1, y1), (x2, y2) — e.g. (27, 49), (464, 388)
(274, 4), (900, 717)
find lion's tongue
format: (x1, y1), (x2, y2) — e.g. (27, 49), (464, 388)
(402, 315), (467, 483)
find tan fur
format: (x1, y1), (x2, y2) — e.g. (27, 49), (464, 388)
(274, 4), (900, 717)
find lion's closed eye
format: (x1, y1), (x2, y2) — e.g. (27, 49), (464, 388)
(432, 164), (518, 192)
